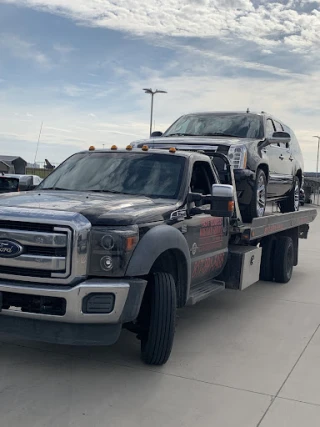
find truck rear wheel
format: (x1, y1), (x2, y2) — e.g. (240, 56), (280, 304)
(273, 236), (294, 283)
(260, 236), (276, 281)
(140, 272), (176, 365)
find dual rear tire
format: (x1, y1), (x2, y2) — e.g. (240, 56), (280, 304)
(260, 236), (294, 283)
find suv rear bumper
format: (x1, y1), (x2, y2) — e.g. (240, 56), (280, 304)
(0, 278), (147, 345)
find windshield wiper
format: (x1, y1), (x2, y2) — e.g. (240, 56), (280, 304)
(164, 133), (196, 137)
(41, 187), (69, 191)
(90, 189), (122, 194)
(202, 133), (240, 137)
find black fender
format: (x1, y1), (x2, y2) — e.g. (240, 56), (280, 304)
(126, 225), (191, 303)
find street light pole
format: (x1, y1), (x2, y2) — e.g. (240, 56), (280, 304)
(143, 88), (167, 136)
(313, 136), (320, 205)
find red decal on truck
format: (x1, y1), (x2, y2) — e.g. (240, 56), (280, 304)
(199, 217), (224, 251)
(192, 253), (225, 279)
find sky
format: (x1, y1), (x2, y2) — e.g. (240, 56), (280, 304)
(0, 0), (319, 170)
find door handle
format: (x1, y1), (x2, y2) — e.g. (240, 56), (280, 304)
(279, 154), (284, 160)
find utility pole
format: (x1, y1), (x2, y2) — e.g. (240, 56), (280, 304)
(313, 136), (320, 205)
(143, 88), (167, 136)
(33, 121), (43, 174)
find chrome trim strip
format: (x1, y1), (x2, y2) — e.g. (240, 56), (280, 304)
(0, 229), (67, 247)
(0, 279), (131, 323)
(0, 254), (66, 271)
(51, 227), (72, 278)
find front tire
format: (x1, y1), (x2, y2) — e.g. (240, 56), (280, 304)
(279, 176), (300, 213)
(242, 168), (267, 222)
(140, 272), (176, 365)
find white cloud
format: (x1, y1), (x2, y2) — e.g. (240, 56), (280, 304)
(0, 33), (50, 66)
(2, 0), (320, 54)
(53, 43), (75, 55)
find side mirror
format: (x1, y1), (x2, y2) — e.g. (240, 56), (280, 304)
(265, 131), (291, 147)
(150, 131), (163, 137)
(210, 184), (234, 218)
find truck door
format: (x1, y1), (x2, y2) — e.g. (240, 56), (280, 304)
(183, 161), (229, 286)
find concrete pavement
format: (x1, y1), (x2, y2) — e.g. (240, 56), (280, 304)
(0, 208), (319, 426)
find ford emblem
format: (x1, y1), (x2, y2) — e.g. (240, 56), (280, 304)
(0, 240), (23, 258)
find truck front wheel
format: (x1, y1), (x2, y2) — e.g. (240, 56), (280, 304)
(140, 272), (176, 365)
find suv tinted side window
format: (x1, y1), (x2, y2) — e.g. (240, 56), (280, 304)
(274, 120), (287, 148)
(274, 120), (284, 132)
(266, 118), (275, 138)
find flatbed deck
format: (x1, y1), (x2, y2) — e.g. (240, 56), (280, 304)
(232, 208), (317, 242)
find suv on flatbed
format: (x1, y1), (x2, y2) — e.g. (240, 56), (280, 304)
(0, 146), (316, 365)
(132, 111), (304, 222)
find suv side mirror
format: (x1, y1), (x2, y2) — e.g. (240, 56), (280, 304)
(150, 131), (163, 137)
(265, 131), (291, 146)
(210, 184), (234, 218)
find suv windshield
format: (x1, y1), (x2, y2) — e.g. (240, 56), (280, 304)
(164, 113), (263, 139)
(39, 152), (185, 199)
(0, 177), (19, 193)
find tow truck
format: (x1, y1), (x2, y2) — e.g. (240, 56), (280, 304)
(0, 145), (316, 365)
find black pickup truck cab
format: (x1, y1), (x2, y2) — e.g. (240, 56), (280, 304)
(0, 146), (316, 365)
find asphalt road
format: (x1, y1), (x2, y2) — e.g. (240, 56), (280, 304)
(0, 208), (319, 427)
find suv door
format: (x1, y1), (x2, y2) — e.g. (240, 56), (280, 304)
(180, 161), (229, 286)
(265, 118), (292, 197)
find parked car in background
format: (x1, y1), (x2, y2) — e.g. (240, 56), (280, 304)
(0, 174), (42, 194)
(299, 189), (305, 206)
(132, 111), (304, 222)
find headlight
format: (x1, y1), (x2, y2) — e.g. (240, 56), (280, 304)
(228, 145), (247, 169)
(89, 226), (139, 276)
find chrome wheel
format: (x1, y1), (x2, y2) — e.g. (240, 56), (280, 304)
(294, 180), (300, 211)
(256, 174), (266, 217)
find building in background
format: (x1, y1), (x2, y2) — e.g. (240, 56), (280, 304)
(0, 156), (27, 174)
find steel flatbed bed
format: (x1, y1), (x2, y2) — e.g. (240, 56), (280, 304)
(232, 208), (317, 242)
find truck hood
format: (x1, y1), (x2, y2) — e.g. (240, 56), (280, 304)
(0, 191), (177, 226)
(132, 135), (260, 148)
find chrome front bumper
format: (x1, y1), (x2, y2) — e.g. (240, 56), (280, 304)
(0, 278), (147, 324)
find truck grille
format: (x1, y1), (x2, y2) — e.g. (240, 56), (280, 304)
(0, 208), (91, 285)
(0, 224), (72, 282)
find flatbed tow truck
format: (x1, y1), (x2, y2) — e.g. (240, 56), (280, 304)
(0, 145), (316, 365)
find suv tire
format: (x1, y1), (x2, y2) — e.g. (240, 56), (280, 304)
(279, 176), (300, 213)
(242, 168), (267, 222)
(140, 272), (176, 365)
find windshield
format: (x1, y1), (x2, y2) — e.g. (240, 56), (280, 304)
(0, 177), (19, 193)
(164, 114), (263, 139)
(39, 152), (185, 199)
